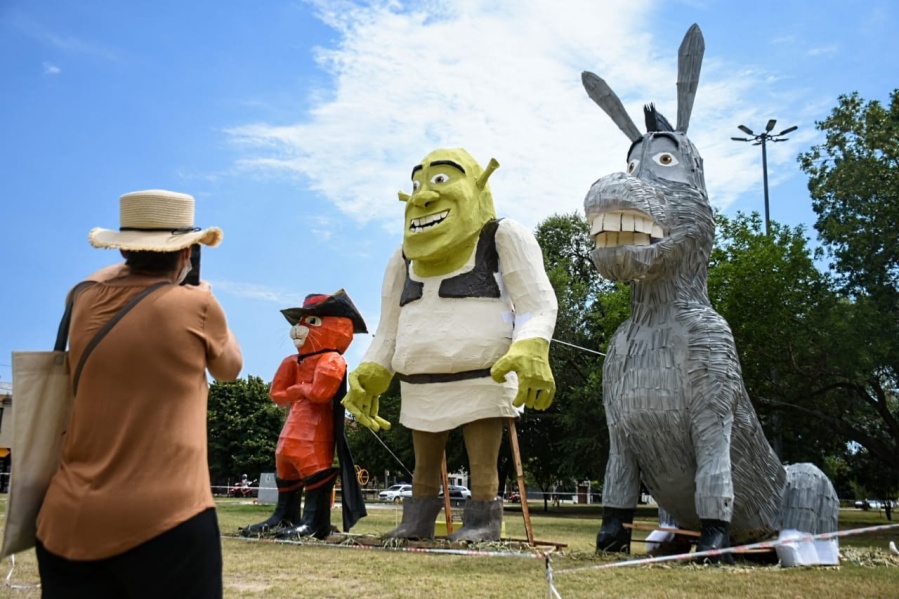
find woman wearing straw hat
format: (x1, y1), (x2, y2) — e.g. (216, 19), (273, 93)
(34, 189), (243, 599)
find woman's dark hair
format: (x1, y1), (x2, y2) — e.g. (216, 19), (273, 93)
(122, 249), (181, 274)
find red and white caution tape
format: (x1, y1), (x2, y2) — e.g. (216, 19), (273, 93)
(5, 554), (40, 591)
(554, 522), (899, 574)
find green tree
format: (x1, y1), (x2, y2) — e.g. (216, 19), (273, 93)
(207, 375), (284, 489)
(708, 212), (898, 493)
(708, 212), (847, 464)
(523, 213), (630, 508)
(796, 90), (899, 486)
(798, 90), (899, 306)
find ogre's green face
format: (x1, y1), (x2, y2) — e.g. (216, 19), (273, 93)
(401, 148), (496, 265)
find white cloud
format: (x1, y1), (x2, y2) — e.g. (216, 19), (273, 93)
(12, 12), (121, 62)
(226, 0), (792, 230)
(209, 280), (304, 304)
(42, 61), (61, 75)
(807, 45), (838, 57)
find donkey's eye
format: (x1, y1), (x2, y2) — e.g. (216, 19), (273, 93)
(626, 160), (639, 174)
(652, 152), (679, 167)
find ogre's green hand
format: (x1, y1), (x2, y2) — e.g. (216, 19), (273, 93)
(342, 362), (393, 432)
(490, 338), (555, 410)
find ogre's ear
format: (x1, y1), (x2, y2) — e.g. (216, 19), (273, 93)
(476, 158), (500, 190)
(398, 191), (411, 202)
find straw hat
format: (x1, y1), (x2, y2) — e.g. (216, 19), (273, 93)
(281, 290), (368, 334)
(88, 189), (223, 252)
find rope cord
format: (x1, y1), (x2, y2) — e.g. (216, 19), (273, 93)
(545, 553), (563, 599)
(550, 338), (606, 357)
(366, 426), (414, 478)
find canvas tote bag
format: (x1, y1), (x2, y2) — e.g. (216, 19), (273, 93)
(0, 281), (167, 558)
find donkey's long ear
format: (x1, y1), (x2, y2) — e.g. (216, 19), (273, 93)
(582, 71), (642, 142)
(676, 24), (704, 133)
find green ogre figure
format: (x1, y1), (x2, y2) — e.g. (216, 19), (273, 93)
(342, 148), (558, 542)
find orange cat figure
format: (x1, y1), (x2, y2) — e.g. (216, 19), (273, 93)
(241, 290), (368, 540)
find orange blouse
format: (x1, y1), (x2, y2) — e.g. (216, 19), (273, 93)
(37, 265), (239, 560)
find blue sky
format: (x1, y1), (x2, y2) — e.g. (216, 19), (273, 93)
(2, 0), (896, 385)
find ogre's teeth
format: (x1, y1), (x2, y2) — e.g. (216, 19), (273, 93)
(410, 210), (450, 232)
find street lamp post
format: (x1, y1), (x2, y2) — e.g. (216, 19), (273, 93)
(732, 120), (797, 462)
(731, 119), (797, 235)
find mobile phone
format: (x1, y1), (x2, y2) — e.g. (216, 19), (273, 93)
(181, 245), (201, 286)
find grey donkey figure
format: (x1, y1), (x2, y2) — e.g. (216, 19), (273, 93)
(581, 24), (839, 565)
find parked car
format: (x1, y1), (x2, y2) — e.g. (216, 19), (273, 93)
(439, 484), (472, 500)
(438, 484), (471, 506)
(379, 484), (412, 503)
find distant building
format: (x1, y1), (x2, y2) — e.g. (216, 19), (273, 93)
(0, 382), (11, 493)
(448, 469), (468, 489)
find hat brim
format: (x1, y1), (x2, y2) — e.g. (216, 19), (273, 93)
(281, 289), (368, 334)
(88, 226), (223, 251)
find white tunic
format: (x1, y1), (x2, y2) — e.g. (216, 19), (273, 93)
(363, 219), (557, 431)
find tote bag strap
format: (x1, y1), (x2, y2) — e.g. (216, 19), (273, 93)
(72, 280), (170, 396)
(53, 281), (97, 352)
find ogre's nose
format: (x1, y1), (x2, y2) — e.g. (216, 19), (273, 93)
(409, 190), (439, 208)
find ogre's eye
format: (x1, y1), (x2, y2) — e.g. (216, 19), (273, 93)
(652, 152), (679, 167)
(430, 173), (449, 184)
(412, 180), (421, 191)
(626, 160), (639, 174)
(303, 316), (322, 327)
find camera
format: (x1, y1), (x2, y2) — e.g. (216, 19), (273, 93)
(181, 245), (201, 286)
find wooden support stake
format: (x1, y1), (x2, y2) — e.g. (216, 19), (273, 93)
(507, 418), (534, 546)
(440, 452), (454, 535)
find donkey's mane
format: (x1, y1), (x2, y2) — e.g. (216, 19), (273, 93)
(644, 104), (675, 133)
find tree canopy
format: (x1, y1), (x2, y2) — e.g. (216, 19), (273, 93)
(528, 213), (630, 504)
(207, 375), (284, 488)
(796, 90), (899, 489)
(707, 212), (843, 463)
(799, 89), (899, 305)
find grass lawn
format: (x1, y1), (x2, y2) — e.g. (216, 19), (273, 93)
(3, 496), (897, 598)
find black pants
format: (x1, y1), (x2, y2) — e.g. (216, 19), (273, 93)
(36, 508), (223, 599)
